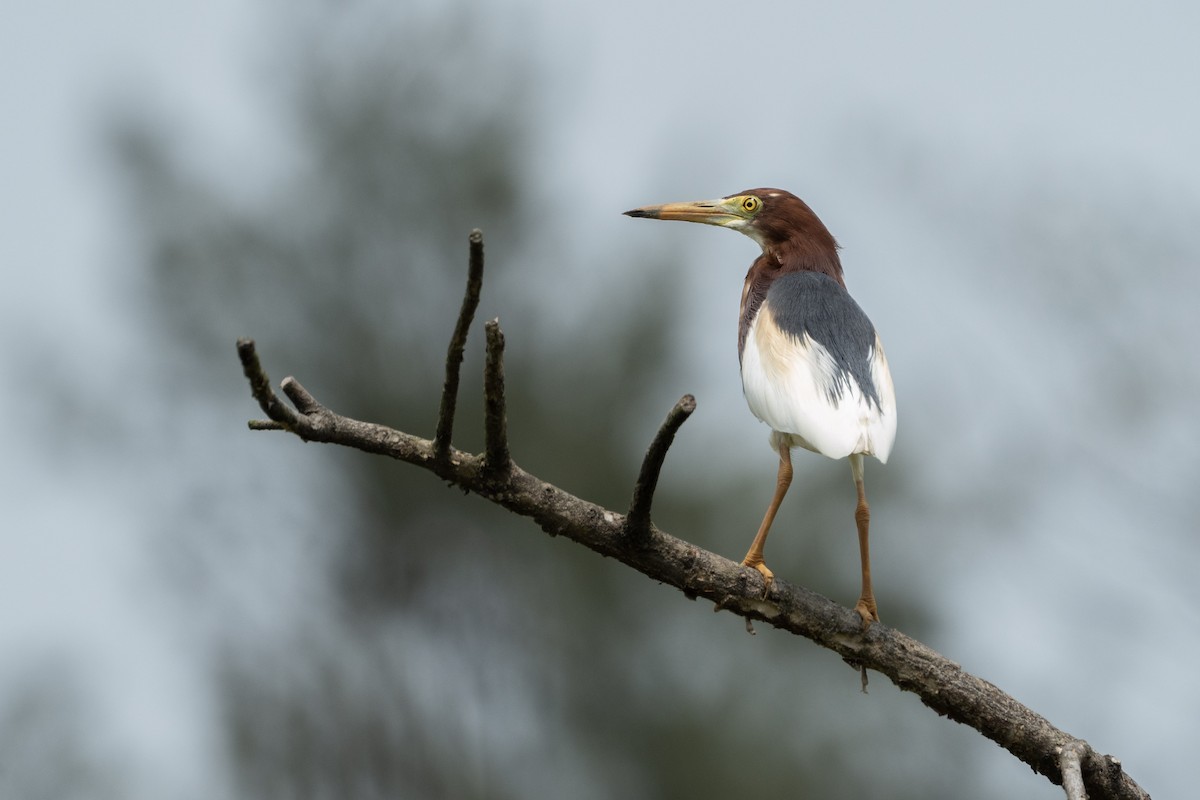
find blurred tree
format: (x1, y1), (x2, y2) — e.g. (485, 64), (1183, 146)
(0, 661), (126, 800)
(105, 4), (980, 799)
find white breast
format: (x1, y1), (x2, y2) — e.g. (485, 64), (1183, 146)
(740, 305), (897, 463)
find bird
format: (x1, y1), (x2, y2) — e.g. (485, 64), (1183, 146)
(624, 189), (896, 627)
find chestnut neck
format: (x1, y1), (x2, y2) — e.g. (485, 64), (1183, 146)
(737, 239), (844, 359)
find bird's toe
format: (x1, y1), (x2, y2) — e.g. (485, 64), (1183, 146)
(741, 558), (775, 598)
(854, 596), (879, 630)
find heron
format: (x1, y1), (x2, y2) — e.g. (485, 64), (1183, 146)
(625, 189), (897, 627)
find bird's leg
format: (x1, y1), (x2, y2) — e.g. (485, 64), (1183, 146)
(741, 443), (792, 597)
(849, 454), (879, 628)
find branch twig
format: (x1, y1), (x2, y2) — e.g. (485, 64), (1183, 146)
(1061, 740), (1090, 800)
(482, 318), (510, 478)
(627, 394), (696, 535)
(433, 229), (484, 462)
(237, 337), (301, 431)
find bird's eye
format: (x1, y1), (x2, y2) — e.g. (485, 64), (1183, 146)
(741, 196), (762, 214)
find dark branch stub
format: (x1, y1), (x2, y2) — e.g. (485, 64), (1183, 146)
(482, 318), (511, 478)
(235, 233), (1151, 800)
(434, 229), (485, 462)
(281, 376), (324, 416)
(626, 394), (697, 535)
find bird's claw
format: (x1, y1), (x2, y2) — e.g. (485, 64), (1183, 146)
(854, 595), (879, 630)
(741, 558), (774, 599)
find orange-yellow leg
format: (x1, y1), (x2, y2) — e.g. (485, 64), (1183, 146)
(742, 443), (792, 596)
(849, 454), (879, 628)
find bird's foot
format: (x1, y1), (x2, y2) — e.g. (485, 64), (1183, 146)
(854, 594), (880, 630)
(740, 556), (774, 598)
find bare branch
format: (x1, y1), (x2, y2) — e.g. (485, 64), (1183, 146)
(482, 318), (510, 478)
(238, 349), (1149, 800)
(433, 229), (485, 461)
(626, 394), (696, 535)
(236, 240), (1151, 800)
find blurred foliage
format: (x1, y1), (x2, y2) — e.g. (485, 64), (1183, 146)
(0, 661), (126, 800)
(102, 3), (991, 799)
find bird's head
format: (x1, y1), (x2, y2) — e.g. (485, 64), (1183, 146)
(624, 188), (841, 279)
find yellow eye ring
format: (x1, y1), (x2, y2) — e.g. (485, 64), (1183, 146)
(741, 196), (761, 213)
